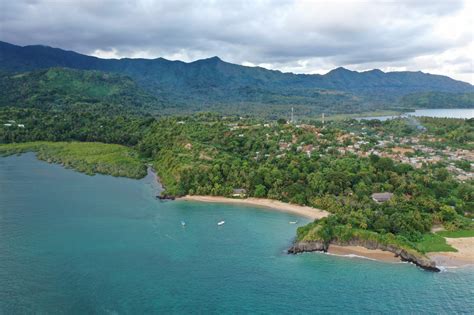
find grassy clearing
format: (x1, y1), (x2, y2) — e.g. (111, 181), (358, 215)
(437, 230), (474, 238)
(415, 233), (457, 253)
(0, 141), (146, 178)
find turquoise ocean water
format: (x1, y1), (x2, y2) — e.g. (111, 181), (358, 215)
(0, 153), (473, 313)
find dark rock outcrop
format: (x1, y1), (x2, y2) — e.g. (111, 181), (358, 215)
(396, 249), (439, 272)
(288, 238), (440, 272)
(156, 194), (175, 200)
(288, 241), (328, 254)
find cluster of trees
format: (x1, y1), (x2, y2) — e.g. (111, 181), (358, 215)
(400, 92), (474, 109)
(419, 117), (474, 148)
(0, 141), (146, 178)
(0, 68), (161, 111)
(0, 106), (155, 145)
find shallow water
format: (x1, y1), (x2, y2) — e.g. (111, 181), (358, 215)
(358, 108), (474, 121)
(1, 153), (473, 313)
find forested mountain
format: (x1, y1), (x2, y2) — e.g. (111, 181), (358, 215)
(0, 68), (161, 112)
(0, 41), (472, 116)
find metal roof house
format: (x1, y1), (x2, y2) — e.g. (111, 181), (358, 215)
(371, 192), (393, 203)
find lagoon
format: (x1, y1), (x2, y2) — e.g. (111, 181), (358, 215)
(358, 108), (474, 121)
(0, 154), (473, 313)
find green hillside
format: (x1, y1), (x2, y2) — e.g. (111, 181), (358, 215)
(400, 92), (474, 109)
(0, 41), (472, 117)
(0, 68), (161, 111)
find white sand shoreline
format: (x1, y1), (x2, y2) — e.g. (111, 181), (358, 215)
(177, 195), (330, 220)
(327, 245), (401, 263)
(428, 237), (474, 268)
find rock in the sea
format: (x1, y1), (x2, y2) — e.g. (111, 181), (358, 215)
(396, 249), (439, 272)
(288, 241), (328, 254)
(156, 194), (175, 200)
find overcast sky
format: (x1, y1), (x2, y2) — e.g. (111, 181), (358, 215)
(1, 0), (473, 83)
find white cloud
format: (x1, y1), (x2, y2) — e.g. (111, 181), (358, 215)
(1, 0), (473, 83)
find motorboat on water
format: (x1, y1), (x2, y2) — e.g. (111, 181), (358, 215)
(217, 220), (225, 226)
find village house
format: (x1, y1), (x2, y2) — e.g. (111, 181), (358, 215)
(279, 142), (290, 151)
(371, 192), (394, 203)
(302, 144), (314, 157)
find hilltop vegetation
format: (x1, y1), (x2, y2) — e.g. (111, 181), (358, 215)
(0, 68), (161, 112)
(400, 92), (474, 109)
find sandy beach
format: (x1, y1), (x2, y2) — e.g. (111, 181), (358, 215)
(328, 237), (474, 266)
(428, 237), (474, 267)
(327, 245), (401, 263)
(177, 195), (330, 220)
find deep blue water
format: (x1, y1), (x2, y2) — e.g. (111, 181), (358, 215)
(1, 153), (473, 314)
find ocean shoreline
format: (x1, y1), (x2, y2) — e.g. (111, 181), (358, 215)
(427, 237), (474, 268)
(327, 245), (401, 263)
(176, 195), (473, 268)
(177, 195), (330, 220)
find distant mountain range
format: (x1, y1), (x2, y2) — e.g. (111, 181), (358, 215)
(0, 40), (472, 117)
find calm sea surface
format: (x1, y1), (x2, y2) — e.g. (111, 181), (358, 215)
(359, 108), (474, 121)
(1, 153), (473, 313)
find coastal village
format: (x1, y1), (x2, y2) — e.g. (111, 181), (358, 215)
(4, 113), (472, 183)
(223, 117), (473, 183)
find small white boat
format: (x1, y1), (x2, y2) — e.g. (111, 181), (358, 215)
(217, 220), (225, 226)
(289, 221), (298, 224)
(181, 221), (186, 226)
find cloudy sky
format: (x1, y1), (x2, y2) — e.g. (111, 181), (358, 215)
(1, 0), (473, 83)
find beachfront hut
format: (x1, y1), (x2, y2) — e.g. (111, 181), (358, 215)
(232, 188), (247, 198)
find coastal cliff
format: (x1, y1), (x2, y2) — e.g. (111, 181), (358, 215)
(288, 238), (440, 272)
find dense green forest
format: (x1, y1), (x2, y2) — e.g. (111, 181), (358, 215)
(1, 106), (473, 256)
(0, 141), (145, 178)
(400, 92), (474, 109)
(0, 68), (161, 112)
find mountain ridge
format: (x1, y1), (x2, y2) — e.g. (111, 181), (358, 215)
(1, 40), (471, 87)
(0, 40), (472, 116)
